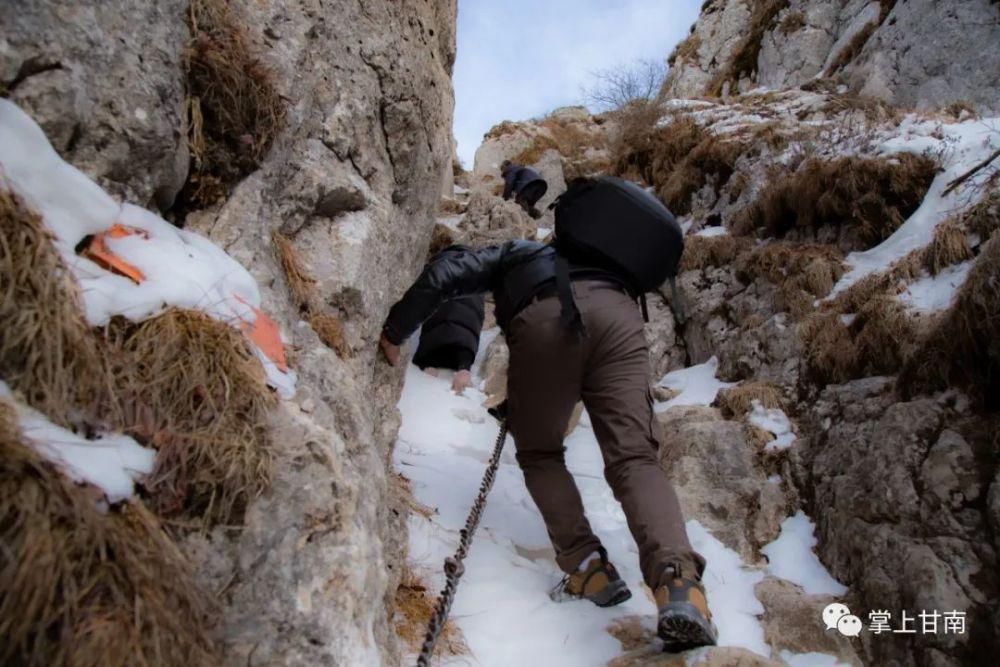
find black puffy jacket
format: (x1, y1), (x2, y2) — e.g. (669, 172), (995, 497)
(383, 240), (623, 345)
(412, 295), (485, 370)
(502, 165), (545, 200)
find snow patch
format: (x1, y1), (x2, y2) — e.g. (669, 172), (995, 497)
(761, 511), (848, 596)
(748, 400), (796, 451)
(0, 381), (154, 503)
(831, 118), (1000, 296)
(694, 226), (728, 237)
(687, 520), (768, 657)
(780, 650), (849, 667)
(655, 357), (735, 413)
(898, 261), (973, 314)
(0, 98), (295, 397)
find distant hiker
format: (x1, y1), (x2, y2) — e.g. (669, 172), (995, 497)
(500, 159), (547, 220)
(381, 176), (716, 652)
(413, 242), (486, 393)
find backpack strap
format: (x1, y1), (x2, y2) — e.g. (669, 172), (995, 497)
(668, 275), (685, 324)
(555, 254), (586, 337)
(639, 293), (649, 323)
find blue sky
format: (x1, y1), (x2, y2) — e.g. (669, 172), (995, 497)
(453, 0), (702, 167)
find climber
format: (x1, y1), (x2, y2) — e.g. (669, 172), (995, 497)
(380, 177), (716, 652)
(500, 159), (547, 220)
(411, 243), (486, 393)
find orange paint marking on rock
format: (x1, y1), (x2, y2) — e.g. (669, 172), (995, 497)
(234, 294), (289, 373)
(80, 223), (148, 284)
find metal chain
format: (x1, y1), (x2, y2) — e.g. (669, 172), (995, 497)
(415, 420), (509, 667)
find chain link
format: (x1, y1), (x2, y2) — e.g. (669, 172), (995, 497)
(415, 420), (508, 667)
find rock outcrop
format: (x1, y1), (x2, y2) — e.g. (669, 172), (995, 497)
(664, 0), (1000, 114)
(2, 0), (456, 664)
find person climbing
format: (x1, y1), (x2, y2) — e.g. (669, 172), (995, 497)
(501, 159), (547, 220)
(380, 176), (717, 652)
(411, 243), (486, 393)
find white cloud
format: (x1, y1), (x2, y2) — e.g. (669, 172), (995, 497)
(453, 0), (702, 167)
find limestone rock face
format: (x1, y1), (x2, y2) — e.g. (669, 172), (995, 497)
(658, 405), (790, 562)
(457, 189), (538, 246)
(4, 0), (456, 664)
(1, 1), (190, 209)
(663, 0), (1000, 114)
(795, 379), (997, 665)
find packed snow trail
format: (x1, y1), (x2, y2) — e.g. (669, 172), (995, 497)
(393, 334), (848, 665)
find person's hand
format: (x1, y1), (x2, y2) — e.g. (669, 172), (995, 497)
(451, 369), (472, 393)
(379, 333), (401, 366)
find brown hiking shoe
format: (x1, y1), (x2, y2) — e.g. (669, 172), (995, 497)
(549, 550), (632, 607)
(654, 571), (717, 652)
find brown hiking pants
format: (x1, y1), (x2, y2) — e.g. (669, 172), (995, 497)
(506, 280), (705, 589)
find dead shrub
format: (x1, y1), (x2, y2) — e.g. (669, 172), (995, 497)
(706, 0), (790, 96)
(178, 0), (285, 210)
(394, 568), (466, 656)
(0, 419), (218, 666)
(0, 191), (106, 427)
(680, 234), (753, 272)
(900, 233), (1000, 408)
(714, 381), (785, 417)
(101, 310), (274, 523)
(922, 218), (973, 275)
(732, 154), (938, 252)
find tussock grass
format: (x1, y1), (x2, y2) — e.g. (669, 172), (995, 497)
(3, 189), (276, 524)
(309, 313), (351, 359)
(715, 381), (785, 417)
(922, 218), (973, 275)
(901, 233), (1000, 408)
(179, 0), (285, 209)
(101, 310), (274, 523)
(0, 191), (107, 428)
(510, 134), (558, 165)
(667, 33), (701, 66)
(966, 189), (1000, 242)
(612, 115), (742, 214)
(0, 410), (218, 666)
(680, 234), (753, 272)
(737, 242), (845, 298)
(484, 120), (519, 141)
(732, 154), (938, 251)
(778, 10), (806, 35)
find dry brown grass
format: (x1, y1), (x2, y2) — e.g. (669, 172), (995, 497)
(732, 154), (938, 251)
(438, 197), (466, 215)
(271, 232), (353, 358)
(428, 223), (457, 257)
(715, 381), (785, 417)
(706, 0), (790, 96)
(965, 189), (1000, 242)
(824, 1), (895, 76)
(178, 0), (285, 209)
(901, 233), (1000, 408)
(309, 313), (352, 359)
(510, 133), (559, 165)
(3, 189), (276, 525)
(612, 115), (742, 214)
(0, 190), (106, 428)
(943, 100), (978, 120)
(779, 10), (806, 34)
(922, 218), (973, 275)
(667, 33), (702, 66)
(101, 310), (274, 523)
(394, 568), (467, 657)
(272, 230), (315, 311)
(484, 120), (519, 141)
(737, 242), (846, 298)
(0, 413), (218, 666)
(680, 234), (753, 272)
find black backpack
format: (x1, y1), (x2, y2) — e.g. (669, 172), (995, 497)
(550, 176), (684, 332)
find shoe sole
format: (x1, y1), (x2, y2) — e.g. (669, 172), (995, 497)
(658, 602), (717, 652)
(589, 579), (632, 608)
